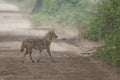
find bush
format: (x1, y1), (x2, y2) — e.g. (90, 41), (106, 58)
(85, 0), (120, 40)
(86, 0), (120, 66)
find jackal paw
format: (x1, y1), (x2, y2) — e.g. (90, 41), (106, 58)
(32, 60), (35, 63)
(22, 61), (24, 63)
(37, 59), (40, 63)
(52, 60), (55, 62)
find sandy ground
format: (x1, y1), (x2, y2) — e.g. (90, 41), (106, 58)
(0, 1), (119, 80)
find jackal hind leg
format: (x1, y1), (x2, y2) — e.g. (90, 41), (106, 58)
(22, 48), (28, 63)
(47, 48), (54, 62)
(37, 50), (42, 63)
(28, 49), (34, 63)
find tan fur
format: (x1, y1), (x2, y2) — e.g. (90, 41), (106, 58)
(20, 30), (57, 63)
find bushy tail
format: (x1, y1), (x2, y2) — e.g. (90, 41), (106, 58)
(20, 41), (26, 52)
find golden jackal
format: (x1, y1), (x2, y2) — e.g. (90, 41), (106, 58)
(20, 30), (57, 63)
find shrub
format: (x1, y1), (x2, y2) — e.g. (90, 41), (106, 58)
(86, 0), (120, 65)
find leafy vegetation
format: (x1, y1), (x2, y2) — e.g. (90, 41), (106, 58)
(32, 0), (95, 27)
(85, 0), (120, 66)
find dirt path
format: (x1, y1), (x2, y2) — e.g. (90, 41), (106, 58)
(0, 1), (119, 80)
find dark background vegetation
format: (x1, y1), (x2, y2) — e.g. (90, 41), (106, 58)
(7, 0), (120, 66)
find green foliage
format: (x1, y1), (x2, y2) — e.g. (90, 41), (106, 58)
(104, 28), (120, 65)
(32, 13), (54, 26)
(86, 0), (120, 66)
(85, 0), (120, 40)
(33, 0), (95, 27)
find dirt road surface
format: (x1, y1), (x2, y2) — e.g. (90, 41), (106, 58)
(0, 1), (119, 80)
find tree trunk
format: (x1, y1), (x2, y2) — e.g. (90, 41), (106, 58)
(31, 0), (42, 14)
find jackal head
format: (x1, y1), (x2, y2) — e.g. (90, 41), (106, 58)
(49, 30), (58, 38)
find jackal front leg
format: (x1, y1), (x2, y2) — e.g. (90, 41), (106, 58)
(47, 48), (54, 62)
